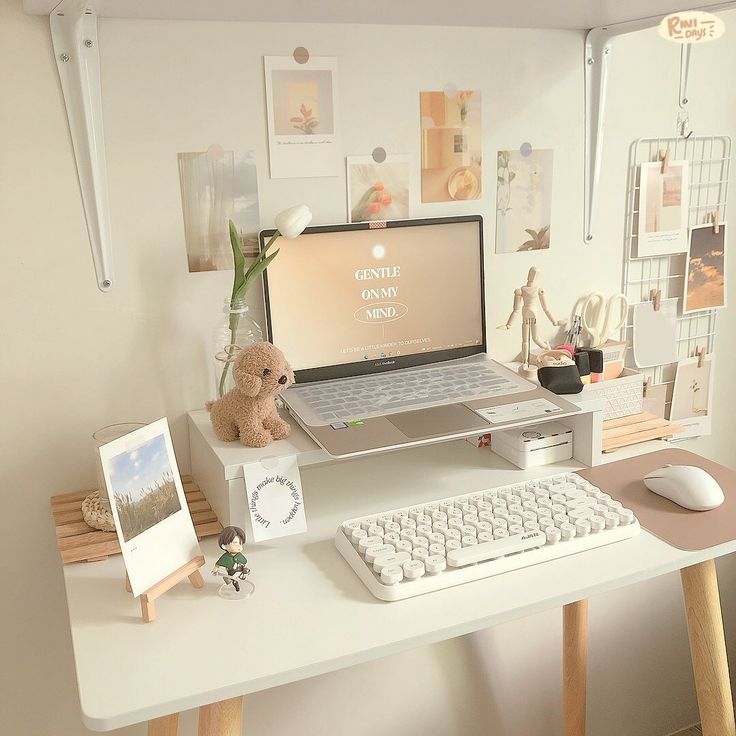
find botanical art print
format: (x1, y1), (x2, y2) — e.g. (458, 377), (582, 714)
(669, 354), (715, 439)
(270, 69), (334, 136)
(495, 148), (554, 253)
(290, 103), (319, 134)
(264, 56), (340, 178)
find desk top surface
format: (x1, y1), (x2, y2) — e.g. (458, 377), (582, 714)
(61, 437), (736, 731)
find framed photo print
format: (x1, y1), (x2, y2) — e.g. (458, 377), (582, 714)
(98, 418), (201, 597)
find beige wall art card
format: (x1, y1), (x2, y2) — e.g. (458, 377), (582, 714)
(670, 354), (715, 438)
(420, 90), (481, 203)
(495, 148), (554, 253)
(347, 155), (410, 223)
(178, 148), (260, 272)
(265, 55), (340, 178)
(684, 223), (727, 313)
(636, 160), (690, 256)
(98, 418), (201, 597)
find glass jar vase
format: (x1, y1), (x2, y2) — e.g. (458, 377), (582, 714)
(213, 297), (263, 398)
(92, 422), (146, 511)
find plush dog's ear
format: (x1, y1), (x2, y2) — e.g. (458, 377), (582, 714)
(233, 367), (262, 397)
(237, 374), (262, 397)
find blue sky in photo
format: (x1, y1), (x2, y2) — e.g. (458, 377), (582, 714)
(109, 434), (173, 501)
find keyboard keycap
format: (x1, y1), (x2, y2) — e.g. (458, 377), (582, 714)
(365, 544), (395, 563)
(447, 531), (545, 567)
(358, 535), (383, 553)
(381, 566), (404, 585)
(425, 555), (447, 574)
(412, 548), (430, 562)
(403, 560), (425, 580)
(373, 552), (411, 573)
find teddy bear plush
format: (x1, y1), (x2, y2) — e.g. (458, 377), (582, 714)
(207, 342), (295, 448)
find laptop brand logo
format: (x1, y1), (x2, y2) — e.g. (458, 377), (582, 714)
(375, 360), (395, 367)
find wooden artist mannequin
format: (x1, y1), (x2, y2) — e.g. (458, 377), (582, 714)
(498, 266), (566, 379)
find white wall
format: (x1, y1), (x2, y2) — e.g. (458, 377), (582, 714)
(2, 2), (736, 734)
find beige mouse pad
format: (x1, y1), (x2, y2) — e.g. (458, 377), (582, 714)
(578, 449), (736, 551)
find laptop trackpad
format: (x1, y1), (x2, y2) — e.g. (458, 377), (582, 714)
(387, 403), (490, 439)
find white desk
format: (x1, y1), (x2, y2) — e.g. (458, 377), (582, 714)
(60, 438), (736, 735)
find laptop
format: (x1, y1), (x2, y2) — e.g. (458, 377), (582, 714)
(260, 215), (580, 458)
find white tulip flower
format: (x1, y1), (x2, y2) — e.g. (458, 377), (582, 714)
(274, 205), (313, 239)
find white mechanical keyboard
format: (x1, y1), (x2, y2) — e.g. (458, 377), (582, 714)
(335, 472), (639, 601)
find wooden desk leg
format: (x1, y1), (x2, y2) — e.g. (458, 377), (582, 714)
(563, 599), (588, 736)
(681, 560), (736, 736)
(199, 696), (243, 736)
(148, 714), (179, 736)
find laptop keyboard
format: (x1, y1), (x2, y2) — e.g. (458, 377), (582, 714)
(290, 363), (524, 423)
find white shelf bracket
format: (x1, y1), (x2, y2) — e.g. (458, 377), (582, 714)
(583, 1), (736, 244)
(50, 0), (113, 291)
(584, 27), (613, 244)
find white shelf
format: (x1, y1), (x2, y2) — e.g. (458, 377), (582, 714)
(188, 408), (328, 482)
(22, 0), (730, 29)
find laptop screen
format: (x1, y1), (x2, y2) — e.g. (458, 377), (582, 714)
(262, 216), (485, 383)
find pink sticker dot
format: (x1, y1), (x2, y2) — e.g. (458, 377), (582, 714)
(293, 47), (309, 64)
(443, 82), (458, 98)
(207, 144), (225, 161)
(372, 147), (387, 163)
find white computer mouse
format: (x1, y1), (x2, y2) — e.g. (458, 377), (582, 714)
(643, 464), (725, 511)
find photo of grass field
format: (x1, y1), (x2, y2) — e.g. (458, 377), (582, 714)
(107, 434), (182, 542)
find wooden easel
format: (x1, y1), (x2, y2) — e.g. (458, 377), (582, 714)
(125, 555), (205, 623)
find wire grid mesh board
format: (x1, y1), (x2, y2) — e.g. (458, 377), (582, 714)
(51, 476), (223, 564)
(622, 135), (732, 427)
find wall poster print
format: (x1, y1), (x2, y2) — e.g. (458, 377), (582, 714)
(420, 90), (481, 203)
(683, 223), (727, 313)
(264, 55), (340, 179)
(636, 160), (690, 256)
(347, 155), (410, 222)
(669, 354), (715, 438)
(495, 148), (554, 253)
(178, 147), (260, 272)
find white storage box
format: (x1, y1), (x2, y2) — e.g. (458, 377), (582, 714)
(491, 422), (573, 469)
(580, 368), (644, 421)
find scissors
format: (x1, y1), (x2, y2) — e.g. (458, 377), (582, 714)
(569, 292), (629, 348)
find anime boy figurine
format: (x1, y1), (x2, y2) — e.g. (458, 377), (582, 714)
(212, 526), (250, 593)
